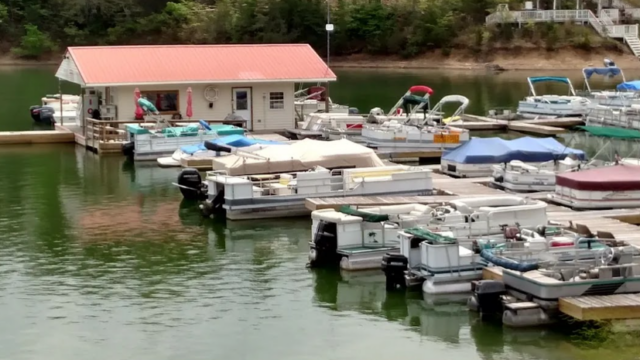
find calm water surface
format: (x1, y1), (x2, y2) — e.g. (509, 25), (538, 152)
(0, 66), (638, 360)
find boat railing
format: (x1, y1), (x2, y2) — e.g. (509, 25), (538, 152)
(359, 220), (403, 248)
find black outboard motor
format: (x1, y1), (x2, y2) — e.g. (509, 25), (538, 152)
(381, 253), (409, 290)
(176, 168), (206, 201)
(122, 142), (135, 157)
(468, 280), (506, 318)
(604, 58), (616, 68)
(29, 106), (56, 124)
(308, 221), (342, 267)
(200, 188), (225, 218)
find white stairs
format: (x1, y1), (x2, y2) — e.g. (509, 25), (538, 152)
(486, 4), (640, 59)
(625, 35), (640, 57)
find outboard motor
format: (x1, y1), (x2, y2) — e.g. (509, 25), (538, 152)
(604, 58), (616, 68)
(381, 253), (409, 290)
(308, 221), (342, 268)
(122, 142), (135, 158)
(30, 106), (56, 123)
(468, 280), (506, 318)
(177, 168), (206, 201)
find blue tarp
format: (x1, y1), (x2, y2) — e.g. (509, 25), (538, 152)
(179, 135), (283, 155)
(617, 80), (640, 91)
(583, 67), (622, 79)
(529, 76), (570, 84)
(441, 137), (586, 164)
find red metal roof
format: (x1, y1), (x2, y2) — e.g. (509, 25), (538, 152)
(556, 165), (640, 191)
(67, 44), (336, 86)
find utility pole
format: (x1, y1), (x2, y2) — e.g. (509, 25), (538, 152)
(325, 1), (333, 113)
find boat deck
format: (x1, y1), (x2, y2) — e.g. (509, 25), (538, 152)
(559, 294), (640, 320)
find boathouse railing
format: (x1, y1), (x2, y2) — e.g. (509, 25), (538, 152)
(84, 118), (249, 150)
(485, 8), (638, 39)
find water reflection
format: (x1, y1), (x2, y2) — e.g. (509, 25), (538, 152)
(308, 268), (631, 360)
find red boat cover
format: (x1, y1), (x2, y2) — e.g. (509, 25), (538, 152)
(556, 165), (640, 191)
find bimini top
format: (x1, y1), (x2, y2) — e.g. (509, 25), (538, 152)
(617, 80), (640, 91)
(583, 67), (623, 79)
(579, 126), (640, 139)
(556, 165), (640, 191)
(442, 137), (586, 164)
(529, 76), (571, 84)
(211, 138), (385, 175)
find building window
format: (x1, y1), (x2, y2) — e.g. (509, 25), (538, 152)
(140, 90), (180, 113)
(269, 92), (284, 110)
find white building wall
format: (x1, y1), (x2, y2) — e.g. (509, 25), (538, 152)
(112, 82), (295, 132)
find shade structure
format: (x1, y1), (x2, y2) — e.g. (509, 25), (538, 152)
(134, 88), (144, 119)
(186, 87), (193, 119)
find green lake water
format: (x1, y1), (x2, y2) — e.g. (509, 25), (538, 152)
(0, 66), (639, 360)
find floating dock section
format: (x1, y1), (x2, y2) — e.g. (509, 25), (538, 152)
(0, 130), (74, 145)
(457, 114), (584, 135)
(560, 295), (640, 320)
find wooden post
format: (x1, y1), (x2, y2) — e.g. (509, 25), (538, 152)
(59, 79), (64, 126)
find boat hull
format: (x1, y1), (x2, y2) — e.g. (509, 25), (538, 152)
(502, 269), (640, 300)
(547, 187), (640, 209)
(338, 247), (400, 271)
(217, 188), (434, 220)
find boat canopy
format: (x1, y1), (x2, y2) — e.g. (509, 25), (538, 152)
(338, 205), (390, 222)
(529, 76), (570, 84)
(403, 227), (457, 244)
(211, 138), (385, 175)
(556, 164), (640, 191)
(579, 126), (640, 139)
(179, 135), (284, 155)
(583, 67), (623, 79)
(441, 137), (586, 164)
(617, 80), (640, 91)
(409, 85), (434, 95)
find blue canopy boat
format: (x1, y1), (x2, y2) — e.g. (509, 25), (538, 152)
(579, 66), (640, 108)
(440, 137), (586, 178)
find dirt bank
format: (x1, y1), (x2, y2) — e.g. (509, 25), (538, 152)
(331, 48), (640, 71)
(2, 47), (638, 71)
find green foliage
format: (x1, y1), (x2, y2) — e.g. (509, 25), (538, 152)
(0, 0), (625, 59)
(11, 24), (57, 59)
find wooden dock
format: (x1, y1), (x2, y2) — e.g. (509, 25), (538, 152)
(457, 114), (584, 136)
(559, 294), (640, 320)
(0, 129), (75, 145)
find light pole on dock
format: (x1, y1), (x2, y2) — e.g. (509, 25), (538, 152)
(324, 1), (333, 113)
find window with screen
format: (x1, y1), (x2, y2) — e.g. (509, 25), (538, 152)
(269, 92), (284, 110)
(140, 90), (180, 113)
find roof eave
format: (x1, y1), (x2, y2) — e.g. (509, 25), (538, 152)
(85, 78), (337, 87)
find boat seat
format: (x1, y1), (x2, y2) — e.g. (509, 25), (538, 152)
(522, 270), (561, 284)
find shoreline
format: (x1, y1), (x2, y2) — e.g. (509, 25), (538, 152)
(331, 48), (640, 71)
(2, 48), (639, 71)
